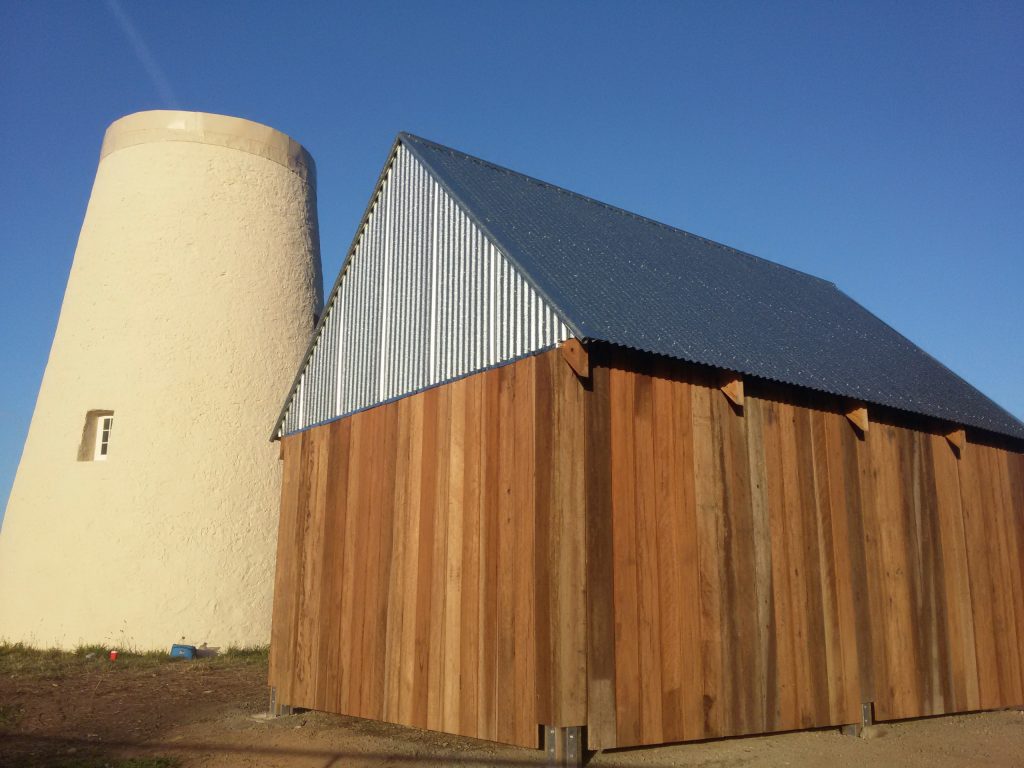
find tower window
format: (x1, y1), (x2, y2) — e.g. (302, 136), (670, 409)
(78, 410), (114, 461)
(95, 414), (114, 460)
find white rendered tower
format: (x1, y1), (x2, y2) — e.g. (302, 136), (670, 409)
(0, 111), (322, 649)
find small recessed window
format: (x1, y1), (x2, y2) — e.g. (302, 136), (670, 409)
(95, 414), (114, 460)
(78, 410), (115, 462)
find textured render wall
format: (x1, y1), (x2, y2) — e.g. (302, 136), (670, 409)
(0, 111), (322, 650)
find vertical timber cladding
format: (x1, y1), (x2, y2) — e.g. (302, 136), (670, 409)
(271, 342), (1023, 752)
(586, 345), (1024, 750)
(269, 347), (587, 749)
(586, 346), (863, 749)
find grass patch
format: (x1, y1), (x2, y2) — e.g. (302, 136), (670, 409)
(214, 645), (269, 662)
(0, 641), (268, 678)
(54, 757), (180, 768)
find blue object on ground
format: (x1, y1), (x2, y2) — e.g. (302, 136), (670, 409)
(170, 643), (197, 660)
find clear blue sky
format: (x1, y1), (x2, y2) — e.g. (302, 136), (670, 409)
(2, 1), (1022, 521)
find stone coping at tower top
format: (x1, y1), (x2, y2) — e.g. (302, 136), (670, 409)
(100, 110), (316, 184)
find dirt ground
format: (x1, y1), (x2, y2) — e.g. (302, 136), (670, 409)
(2, 648), (1023, 768)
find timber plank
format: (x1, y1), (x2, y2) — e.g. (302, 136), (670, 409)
(373, 404), (399, 721)
(987, 447), (1024, 704)
(512, 355), (538, 746)
(929, 432), (979, 713)
(633, 367), (665, 744)
(410, 388), (440, 729)
(442, 378), (466, 733)
(269, 434), (304, 701)
(1009, 451), (1024, 700)
(809, 408), (846, 724)
(790, 402), (829, 727)
(315, 422), (345, 711)
(917, 429), (947, 715)
(821, 411), (864, 725)
(356, 406), (385, 718)
(652, 366), (685, 743)
(397, 396), (425, 724)
(1010, 451), (1024, 698)
(959, 439), (1000, 709)
(921, 434), (950, 716)
(478, 368), (501, 742)
(863, 423), (894, 718)
(495, 362), (518, 745)
(551, 355), (587, 727)
(918, 434), (940, 714)
(850, 413), (881, 711)
(372, 407), (399, 720)
(777, 401), (815, 727)
(459, 374), (483, 735)
(585, 359), (618, 750)
(533, 353), (555, 727)
(743, 395), (776, 735)
(335, 421), (364, 716)
(427, 386), (452, 732)
(691, 377), (725, 737)
(383, 399), (411, 721)
(762, 397), (798, 731)
(293, 430), (323, 706)
(998, 449), (1024, 703)
(896, 424), (929, 717)
(716, 383), (757, 734)
(357, 409), (382, 717)
(671, 368), (704, 742)
(281, 431), (308, 703)
(609, 363), (643, 745)
(975, 444), (1014, 707)
(873, 422), (917, 719)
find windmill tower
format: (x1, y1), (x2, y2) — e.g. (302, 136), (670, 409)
(0, 111), (322, 649)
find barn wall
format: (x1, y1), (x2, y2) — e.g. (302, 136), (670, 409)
(268, 347), (586, 748)
(585, 346), (1024, 749)
(270, 341), (1023, 753)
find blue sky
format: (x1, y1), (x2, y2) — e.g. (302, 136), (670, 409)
(1, 1), (1022, 520)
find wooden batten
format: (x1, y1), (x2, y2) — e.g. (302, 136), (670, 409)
(945, 427), (966, 456)
(559, 338), (590, 379)
(845, 404), (869, 436)
(719, 373), (744, 408)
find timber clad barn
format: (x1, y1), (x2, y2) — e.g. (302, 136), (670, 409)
(268, 133), (1024, 756)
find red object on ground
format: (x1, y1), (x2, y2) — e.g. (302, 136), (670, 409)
(109, 650), (118, 661)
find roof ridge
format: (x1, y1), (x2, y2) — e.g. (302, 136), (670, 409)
(398, 132), (585, 340)
(399, 132), (837, 289)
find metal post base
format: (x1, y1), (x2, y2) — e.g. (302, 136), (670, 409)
(268, 686), (295, 717)
(544, 725), (584, 767)
(862, 701), (875, 727)
(842, 701), (875, 737)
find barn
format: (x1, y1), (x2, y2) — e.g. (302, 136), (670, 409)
(267, 133), (1024, 760)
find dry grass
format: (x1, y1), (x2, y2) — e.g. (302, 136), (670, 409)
(0, 642), (268, 768)
(47, 758), (180, 768)
(0, 641), (268, 679)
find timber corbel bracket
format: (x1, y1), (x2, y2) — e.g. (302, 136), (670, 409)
(846, 402), (869, 437)
(719, 372), (744, 411)
(945, 427), (966, 458)
(559, 338), (590, 380)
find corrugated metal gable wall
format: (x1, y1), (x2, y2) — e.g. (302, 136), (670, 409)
(279, 144), (571, 435)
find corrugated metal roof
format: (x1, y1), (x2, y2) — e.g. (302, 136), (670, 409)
(401, 132), (1024, 441)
